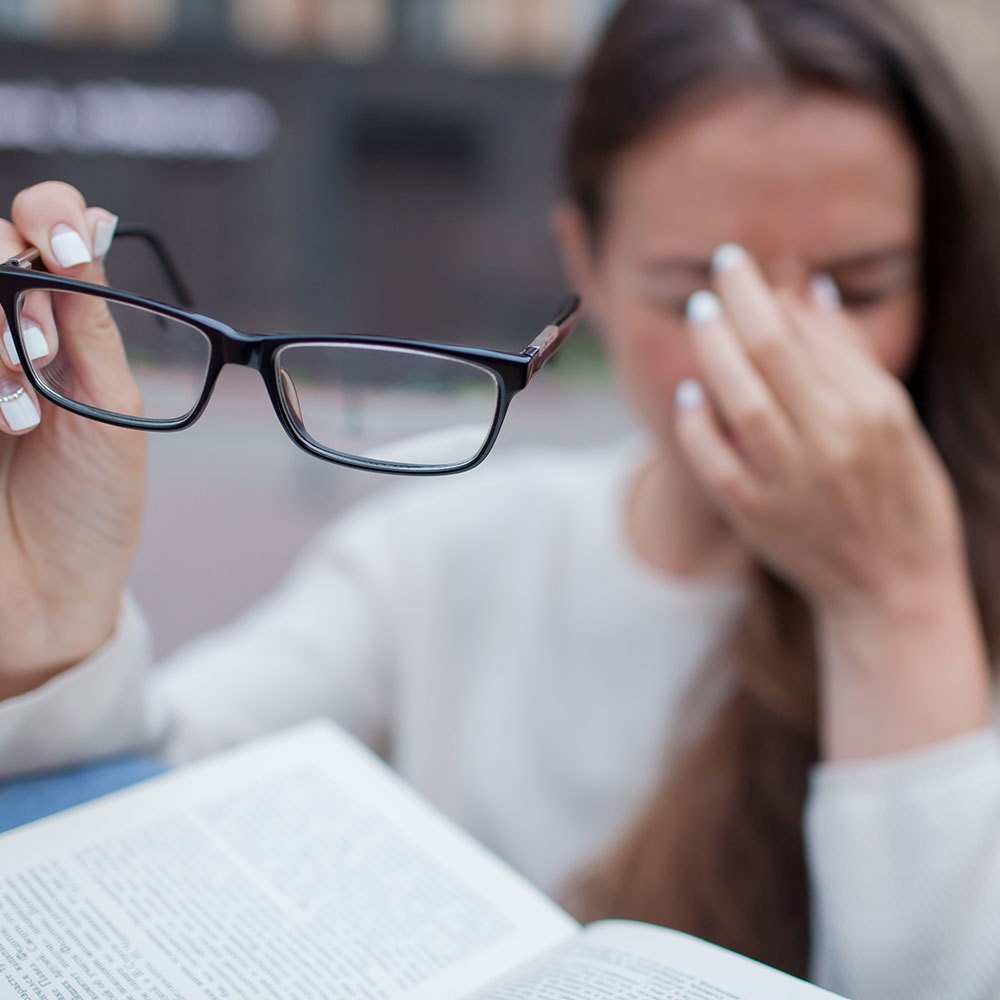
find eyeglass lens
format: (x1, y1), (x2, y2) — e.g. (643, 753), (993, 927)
(274, 343), (501, 467)
(16, 288), (211, 423)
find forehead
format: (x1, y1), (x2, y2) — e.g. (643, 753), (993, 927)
(603, 89), (921, 262)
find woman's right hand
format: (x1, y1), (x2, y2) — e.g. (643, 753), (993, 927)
(0, 182), (146, 698)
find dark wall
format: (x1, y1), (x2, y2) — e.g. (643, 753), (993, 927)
(0, 41), (571, 350)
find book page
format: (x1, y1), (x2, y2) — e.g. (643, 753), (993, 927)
(468, 921), (845, 999)
(0, 721), (576, 1000)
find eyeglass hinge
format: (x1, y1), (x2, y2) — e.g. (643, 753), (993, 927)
(522, 344), (541, 378)
(523, 323), (561, 377)
(3, 247), (41, 270)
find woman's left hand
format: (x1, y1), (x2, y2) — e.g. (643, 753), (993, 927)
(674, 246), (962, 618)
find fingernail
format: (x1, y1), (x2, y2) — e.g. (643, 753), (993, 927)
(686, 290), (723, 325)
(812, 273), (841, 311)
(50, 224), (92, 268)
(2, 321), (48, 366)
(93, 214), (119, 259)
(675, 378), (705, 411)
(0, 379), (39, 431)
(711, 243), (748, 274)
(2, 324), (18, 366)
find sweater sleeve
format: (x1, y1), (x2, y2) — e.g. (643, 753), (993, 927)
(147, 498), (398, 764)
(806, 724), (1000, 999)
(0, 489), (408, 776)
(0, 593), (156, 779)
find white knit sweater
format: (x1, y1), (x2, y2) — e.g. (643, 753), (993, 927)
(2, 438), (999, 999)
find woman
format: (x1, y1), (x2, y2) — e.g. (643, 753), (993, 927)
(2, 0), (1000, 996)
(555, 0), (1000, 991)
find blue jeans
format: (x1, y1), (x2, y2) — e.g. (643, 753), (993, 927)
(0, 757), (167, 834)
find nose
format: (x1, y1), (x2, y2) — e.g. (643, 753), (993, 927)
(760, 259), (823, 304)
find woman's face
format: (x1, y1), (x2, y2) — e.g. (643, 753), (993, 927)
(559, 89), (923, 447)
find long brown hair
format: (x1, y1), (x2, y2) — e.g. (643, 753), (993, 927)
(563, 0), (1000, 977)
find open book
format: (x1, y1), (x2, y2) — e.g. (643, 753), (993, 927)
(0, 721), (845, 1000)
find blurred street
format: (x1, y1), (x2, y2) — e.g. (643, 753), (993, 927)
(130, 362), (636, 655)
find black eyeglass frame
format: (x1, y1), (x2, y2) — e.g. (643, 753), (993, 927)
(1, 226), (581, 475)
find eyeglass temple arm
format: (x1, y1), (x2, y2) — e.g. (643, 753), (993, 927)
(522, 294), (581, 380)
(113, 224), (195, 308)
(1, 224), (194, 309)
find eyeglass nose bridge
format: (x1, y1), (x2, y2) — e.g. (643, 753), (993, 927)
(199, 333), (283, 430)
(213, 332), (305, 435)
(217, 330), (266, 370)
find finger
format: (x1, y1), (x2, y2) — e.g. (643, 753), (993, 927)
(12, 283), (136, 423)
(781, 289), (885, 399)
(10, 185), (132, 407)
(48, 289), (138, 418)
(710, 243), (817, 422)
(0, 216), (27, 262)
(11, 182), (98, 277)
(0, 219), (29, 374)
(3, 288), (58, 371)
(777, 289), (917, 485)
(11, 186), (116, 296)
(810, 273), (879, 358)
(791, 279), (879, 368)
(85, 207), (119, 265)
(685, 289), (794, 473)
(674, 377), (759, 513)
(0, 375), (41, 435)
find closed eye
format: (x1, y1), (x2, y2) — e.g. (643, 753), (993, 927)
(649, 294), (693, 318)
(639, 281), (702, 319)
(835, 275), (916, 311)
(825, 248), (918, 312)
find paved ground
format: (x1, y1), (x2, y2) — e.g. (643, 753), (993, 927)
(130, 364), (637, 656)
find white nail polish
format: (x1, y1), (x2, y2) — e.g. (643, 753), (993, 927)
(2, 322), (49, 366)
(51, 225), (92, 268)
(675, 378), (705, 411)
(94, 215), (118, 259)
(686, 290), (723, 325)
(711, 243), (748, 274)
(0, 381), (39, 431)
(2, 326), (20, 366)
(21, 322), (49, 361)
(812, 273), (842, 311)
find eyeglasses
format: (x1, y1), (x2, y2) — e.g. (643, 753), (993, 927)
(0, 226), (580, 474)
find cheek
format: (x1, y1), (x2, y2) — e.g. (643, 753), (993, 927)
(855, 292), (923, 378)
(601, 307), (701, 433)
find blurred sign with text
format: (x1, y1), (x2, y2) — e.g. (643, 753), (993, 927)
(0, 79), (278, 159)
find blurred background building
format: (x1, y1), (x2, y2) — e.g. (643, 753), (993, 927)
(0, 0), (994, 652)
(0, 0), (620, 343)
